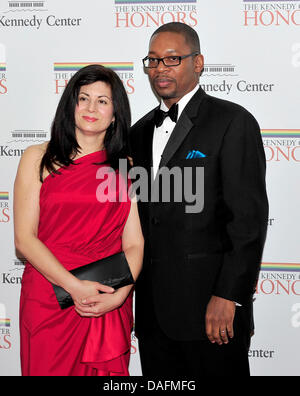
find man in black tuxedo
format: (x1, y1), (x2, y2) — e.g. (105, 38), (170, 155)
(129, 22), (268, 376)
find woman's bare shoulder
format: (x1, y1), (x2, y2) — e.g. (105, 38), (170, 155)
(16, 142), (49, 181)
(22, 142), (48, 159)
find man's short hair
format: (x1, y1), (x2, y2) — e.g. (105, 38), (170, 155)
(151, 22), (201, 54)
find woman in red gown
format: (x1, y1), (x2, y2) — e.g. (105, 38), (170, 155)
(14, 65), (144, 376)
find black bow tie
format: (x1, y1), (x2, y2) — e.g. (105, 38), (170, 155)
(154, 103), (178, 128)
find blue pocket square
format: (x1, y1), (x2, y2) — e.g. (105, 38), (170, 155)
(186, 150), (206, 159)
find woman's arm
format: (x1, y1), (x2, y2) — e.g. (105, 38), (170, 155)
(14, 145), (114, 305)
(75, 198), (144, 317)
(121, 198), (144, 282)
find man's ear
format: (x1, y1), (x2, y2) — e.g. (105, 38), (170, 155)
(194, 54), (204, 74)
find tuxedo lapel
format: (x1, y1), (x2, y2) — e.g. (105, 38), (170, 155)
(159, 112), (193, 169)
(158, 87), (207, 170)
(144, 120), (155, 169)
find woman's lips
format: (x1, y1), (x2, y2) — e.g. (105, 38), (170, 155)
(83, 116), (98, 122)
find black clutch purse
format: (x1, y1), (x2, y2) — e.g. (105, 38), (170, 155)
(52, 252), (134, 309)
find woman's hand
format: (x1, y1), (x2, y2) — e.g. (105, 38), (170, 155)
(74, 285), (132, 318)
(68, 279), (115, 311)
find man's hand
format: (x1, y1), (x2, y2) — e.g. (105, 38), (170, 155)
(205, 296), (236, 345)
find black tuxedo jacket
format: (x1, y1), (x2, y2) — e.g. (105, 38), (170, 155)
(129, 87), (268, 341)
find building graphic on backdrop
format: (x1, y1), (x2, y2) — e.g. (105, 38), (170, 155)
(54, 62), (135, 95)
(6, 1), (47, 11)
(242, 0), (300, 27)
(202, 64), (238, 77)
(114, 0), (198, 28)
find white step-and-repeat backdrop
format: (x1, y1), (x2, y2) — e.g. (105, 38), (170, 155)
(0, 0), (299, 376)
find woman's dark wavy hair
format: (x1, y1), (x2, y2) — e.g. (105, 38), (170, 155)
(40, 64), (131, 182)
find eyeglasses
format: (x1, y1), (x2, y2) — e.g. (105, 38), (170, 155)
(142, 52), (199, 69)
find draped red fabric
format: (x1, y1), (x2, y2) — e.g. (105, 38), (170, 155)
(19, 150), (133, 376)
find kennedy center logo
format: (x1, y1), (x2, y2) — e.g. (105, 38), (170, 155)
(0, 192), (10, 223)
(1, 258), (25, 286)
(0, 1), (82, 29)
(0, 43), (7, 94)
(0, 317), (11, 350)
(0, 304), (11, 351)
(262, 130), (300, 162)
(0, 62), (6, 94)
(200, 63), (275, 96)
(54, 62), (135, 95)
(0, 129), (49, 161)
(242, 0), (300, 27)
(257, 262), (300, 296)
(114, 0), (198, 28)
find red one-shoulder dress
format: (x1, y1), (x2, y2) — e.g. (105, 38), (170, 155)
(19, 150), (133, 376)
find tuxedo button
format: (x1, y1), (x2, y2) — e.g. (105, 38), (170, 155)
(151, 217), (160, 225)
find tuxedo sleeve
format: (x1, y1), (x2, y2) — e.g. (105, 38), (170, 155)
(213, 109), (269, 305)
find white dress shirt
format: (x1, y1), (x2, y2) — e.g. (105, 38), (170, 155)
(152, 84), (200, 178)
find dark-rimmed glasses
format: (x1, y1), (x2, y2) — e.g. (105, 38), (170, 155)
(142, 52), (199, 69)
